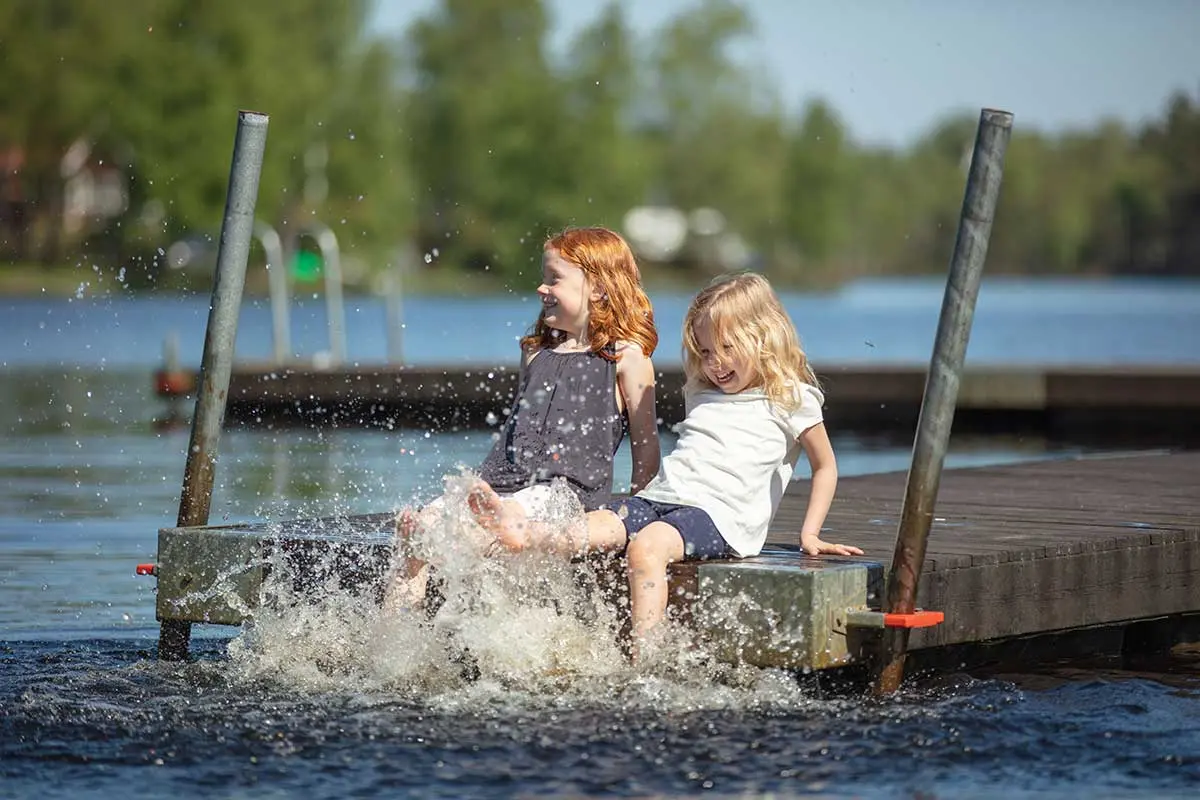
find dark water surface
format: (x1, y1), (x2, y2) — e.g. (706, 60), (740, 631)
(3, 638), (1198, 798)
(2, 282), (1198, 797)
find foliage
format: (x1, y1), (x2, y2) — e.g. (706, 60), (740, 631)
(0, 0), (1197, 290)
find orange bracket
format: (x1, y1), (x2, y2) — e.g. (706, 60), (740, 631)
(153, 370), (196, 397)
(135, 563), (157, 576)
(845, 609), (944, 629)
(883, 610), (945, 628)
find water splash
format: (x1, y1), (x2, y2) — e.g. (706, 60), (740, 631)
(216, 472), (822, 711)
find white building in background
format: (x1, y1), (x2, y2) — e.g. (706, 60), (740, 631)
(623, 204), (752, 272)
(60, 137), (127, 238)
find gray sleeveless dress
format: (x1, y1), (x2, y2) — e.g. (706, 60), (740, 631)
(478, 348), (626, 510)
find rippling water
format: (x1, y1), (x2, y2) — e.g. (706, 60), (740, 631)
(2, 283), (1199, 797)
(4, 637), (1198, 798)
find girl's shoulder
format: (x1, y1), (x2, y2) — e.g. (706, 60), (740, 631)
(612, 339), (652, 368)
(792, 381), (825, 408)
(521, 343), (557, 369)
(773, 381), (824, 415)
(776, 382), (825, 436)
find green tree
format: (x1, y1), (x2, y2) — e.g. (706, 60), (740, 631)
(0, 0), (410, 282)
(780, 99), (850, 268)
(642, 0), (790, 274)
(405, 0), (567, 281)
(1143, 90), (1200, 273)
(555, 3), (651, 231)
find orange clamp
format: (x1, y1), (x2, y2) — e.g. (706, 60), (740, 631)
(845, 609), (945, 629)
(135, 563), (157, 576)
(883, 610), (944, 628)
(154, 369), (196, 397)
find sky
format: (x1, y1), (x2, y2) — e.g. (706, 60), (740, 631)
(369, 0), (1200, 148)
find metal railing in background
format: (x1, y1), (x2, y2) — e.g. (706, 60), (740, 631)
(288, 222), (347, 366)
(255, 221), (289, 364)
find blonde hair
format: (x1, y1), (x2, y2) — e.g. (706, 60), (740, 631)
(682, 272), (819, 411)
(521, 226), (658, 360)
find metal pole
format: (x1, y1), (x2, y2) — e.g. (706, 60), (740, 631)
(873, 108), (1012, 694)
(255, 221), (289, 364)
(159, 110), (269, 661)
(303, 223), (346, 366)
(385, 243), (412, 364)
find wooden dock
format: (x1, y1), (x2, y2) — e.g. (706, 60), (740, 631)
(154, 362), (1200, 442)
(147, 450), (1200, 672)
(778, 448), (1200, 670)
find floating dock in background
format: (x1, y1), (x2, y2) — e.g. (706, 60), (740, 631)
(145, 450), (1200, 672)
(153, 362), (1200, 441)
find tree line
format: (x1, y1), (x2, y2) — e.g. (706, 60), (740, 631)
(0, 0), (1197, 291)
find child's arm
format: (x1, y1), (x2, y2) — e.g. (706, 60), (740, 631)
(616, 343), (660, 494)
(797, 422), (863, 556)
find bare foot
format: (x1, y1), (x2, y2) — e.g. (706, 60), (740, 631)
(467, 481), (529, 552)
(382, 507), (429, 613)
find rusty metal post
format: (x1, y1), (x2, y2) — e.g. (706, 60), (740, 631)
(873, 108), (1013, 694)
(159, 110), (269, 660)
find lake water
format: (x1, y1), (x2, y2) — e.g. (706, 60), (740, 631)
(1, 278), (1198, 797)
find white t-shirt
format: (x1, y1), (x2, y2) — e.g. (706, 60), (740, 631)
(637, 383), (825, 557)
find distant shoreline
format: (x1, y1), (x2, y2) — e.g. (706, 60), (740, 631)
(0, 267), (89, 298)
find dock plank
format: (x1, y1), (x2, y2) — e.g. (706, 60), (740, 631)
(767, 450), (1200, 649)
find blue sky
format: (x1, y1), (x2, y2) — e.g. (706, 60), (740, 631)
(370, 0), (1200, 148)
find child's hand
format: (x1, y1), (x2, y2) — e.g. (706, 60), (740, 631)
(801, 536), (864, 557)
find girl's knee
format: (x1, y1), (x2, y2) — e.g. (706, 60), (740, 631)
(626, 522), (682, 570)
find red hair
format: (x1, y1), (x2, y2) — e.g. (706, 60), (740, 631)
(521, 227), (658, 360)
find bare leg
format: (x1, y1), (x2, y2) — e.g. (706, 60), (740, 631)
(624, 521), (686, 661)
(382, 507), (429, 613)
(467, 482), (629, 557)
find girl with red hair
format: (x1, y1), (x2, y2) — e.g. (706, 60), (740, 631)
(385, 227), (660, 610)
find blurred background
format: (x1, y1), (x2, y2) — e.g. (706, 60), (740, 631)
(1, 0), (1197, 296)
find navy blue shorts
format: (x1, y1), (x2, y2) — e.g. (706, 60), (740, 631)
(603, 497), (732, 560)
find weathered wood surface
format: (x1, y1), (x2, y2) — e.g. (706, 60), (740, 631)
(154, 363), (1200, 440)
(151, 451), (1199, 666)
(768, 450), (1200, 650)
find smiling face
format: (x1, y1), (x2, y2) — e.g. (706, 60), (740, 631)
(538, 247), (598, 339)
(692, 316), (758, 394)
